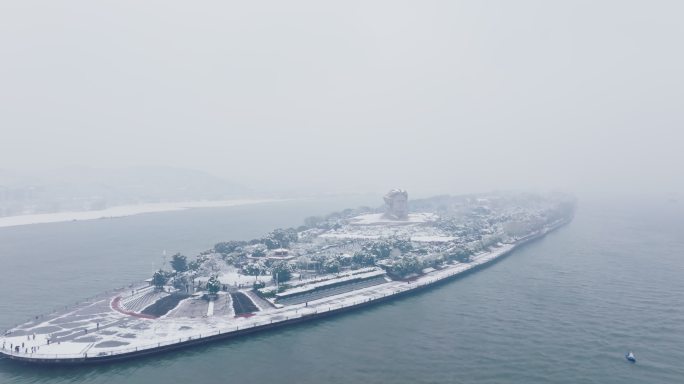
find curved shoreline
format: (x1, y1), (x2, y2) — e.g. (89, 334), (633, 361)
(0, 198), (283, 229)
(0, 219), (570, 365)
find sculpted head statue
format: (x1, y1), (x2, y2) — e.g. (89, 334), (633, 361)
(383, 189), (408, 220)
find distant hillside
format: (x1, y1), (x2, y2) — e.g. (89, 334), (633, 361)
(0, 166), (251, 217)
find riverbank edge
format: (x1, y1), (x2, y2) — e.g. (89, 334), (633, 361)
(1, 218), (571, 365)
(0, 198), (286, 229)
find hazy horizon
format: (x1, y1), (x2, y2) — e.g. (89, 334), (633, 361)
(1, 1), (682, 200)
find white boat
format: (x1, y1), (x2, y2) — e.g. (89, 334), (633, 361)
(625, 351), (636, 363)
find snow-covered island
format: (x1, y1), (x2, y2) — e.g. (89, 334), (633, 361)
(0, 190), (575, 364)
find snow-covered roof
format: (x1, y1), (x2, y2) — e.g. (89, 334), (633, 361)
(275, 269), (387, 298)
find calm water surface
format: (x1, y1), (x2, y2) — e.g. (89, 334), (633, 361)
(1, 197), (683, 384)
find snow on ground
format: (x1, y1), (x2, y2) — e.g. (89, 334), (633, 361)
(321, 219), (451, 241)
(283, 267), (378, 289)
(0, 243), (520, 361)
(411, 236), (456, 243)
(195, 268), (269, 286)
(275, 269), (386, 297)
(0, 198), (282, 228)
(319, 233), (381, 240)
(349, 212), (438, 226)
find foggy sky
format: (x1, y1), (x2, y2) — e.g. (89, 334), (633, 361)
(1, 1), (682, 198)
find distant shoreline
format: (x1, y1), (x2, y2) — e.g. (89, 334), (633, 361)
(0, 199), (283, 228)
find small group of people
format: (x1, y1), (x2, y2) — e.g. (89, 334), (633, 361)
(3, 341), (40, 354)
(2, 332), (54, 354)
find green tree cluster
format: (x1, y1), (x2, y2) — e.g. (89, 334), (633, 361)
(352, 251), (376, 266)
(242, 262), (266, 276)
(387, 256), (424, 277)
(446, 247), (472, 263)
(152, 269), (166, 290)
(207, 275), (221, 295)
(364, 241), (391, 259)
(263, 228), (298, 249)
(271, 260), (293, 282)
(322, 259), (341, 273)
(214, 241), (246, 254)
(171, 253), (188, 272)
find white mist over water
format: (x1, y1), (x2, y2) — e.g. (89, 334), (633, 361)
(1, 1), (683, 199)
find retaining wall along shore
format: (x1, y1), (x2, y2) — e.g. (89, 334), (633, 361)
(1, 219), (570, 365)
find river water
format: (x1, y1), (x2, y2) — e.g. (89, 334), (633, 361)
(1, 197), (682, 383)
